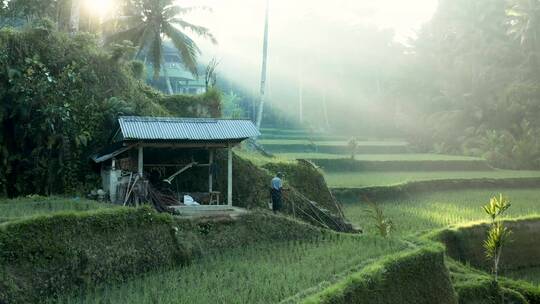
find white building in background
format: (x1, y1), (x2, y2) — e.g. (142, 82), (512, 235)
(145, 45), (206, 95)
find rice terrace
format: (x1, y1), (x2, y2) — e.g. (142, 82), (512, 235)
(1, 0), (540, 303)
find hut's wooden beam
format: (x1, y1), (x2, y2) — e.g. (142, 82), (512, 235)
(209, 149), (214, 193)
(138, 146), (144, 176)
(227, 144), (232, 206)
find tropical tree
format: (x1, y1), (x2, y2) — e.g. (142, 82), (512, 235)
(106, 0), (216, 94)
(507, 0), (540, 51)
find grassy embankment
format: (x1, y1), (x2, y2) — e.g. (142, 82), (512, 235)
(0, 196), (407, 304)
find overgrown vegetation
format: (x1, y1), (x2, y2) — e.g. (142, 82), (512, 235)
(0, 26), (221, 197)
(400, 0), (540, 170)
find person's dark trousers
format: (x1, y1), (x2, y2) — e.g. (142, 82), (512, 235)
(271, 188), (282, 212)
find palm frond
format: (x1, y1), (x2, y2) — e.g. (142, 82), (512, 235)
(162, 23), (200, 76)
(164, 5), (212, 19)
(169, 18), (217, 44)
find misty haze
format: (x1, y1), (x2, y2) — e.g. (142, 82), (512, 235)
(1, 0), (540, 303)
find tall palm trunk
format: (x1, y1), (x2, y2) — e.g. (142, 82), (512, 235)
(255, 0), (270, 130)
(298, 62), (304, 124)
(69, 0), (80, 33)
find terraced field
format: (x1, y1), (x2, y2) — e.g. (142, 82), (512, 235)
(6, 129), (540, 303)
(256, 129), (540, 189)
(343, 188), (540, 236)
(325, 170), (540, 188)
(0, 196), (115, 223)
(275, 153), (482, 161)
(51, 235), (405, 304)
(342, 188), (540, 285)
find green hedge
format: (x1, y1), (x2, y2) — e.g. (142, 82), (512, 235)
(301, 244), (458, 304)
(332, 178), (540, 203)
(433, 216), (540, 272)
(312, 159), (492, 172)
(0, 207), (187, 303)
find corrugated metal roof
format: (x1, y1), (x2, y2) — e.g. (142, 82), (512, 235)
(118, 116), (260, 141)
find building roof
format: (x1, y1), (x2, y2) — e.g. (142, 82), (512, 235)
(117, 116), (260, 141)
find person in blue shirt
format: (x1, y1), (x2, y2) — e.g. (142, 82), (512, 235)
(270, 172), (284, 212)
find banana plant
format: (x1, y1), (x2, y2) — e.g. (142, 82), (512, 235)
(483, 194), (512, 282)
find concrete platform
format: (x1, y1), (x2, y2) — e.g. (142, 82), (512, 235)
(168, 205), (249, 219)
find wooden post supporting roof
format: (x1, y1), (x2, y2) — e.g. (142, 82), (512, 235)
(208, 149), (214, 193)
(227, 144), (232, 206)
(138, 146), (144, 176)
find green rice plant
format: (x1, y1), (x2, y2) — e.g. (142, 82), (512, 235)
(0, 196), (115, 223)
(504, 267), (540, 286)
(483, 194), (512, 282)
(343, 189), (540, 237)
(52, 235), (405, 304)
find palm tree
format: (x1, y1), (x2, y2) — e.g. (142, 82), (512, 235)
(106, 0), (216, 94)
(507, 0), (540, 52)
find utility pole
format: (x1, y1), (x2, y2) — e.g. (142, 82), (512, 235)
(255, 0), (270, 130)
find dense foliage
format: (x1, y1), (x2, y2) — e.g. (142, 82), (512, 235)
(400, 0), (540, 169)
(0, 26), (221, 197)
(0, 26), (162, 196)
